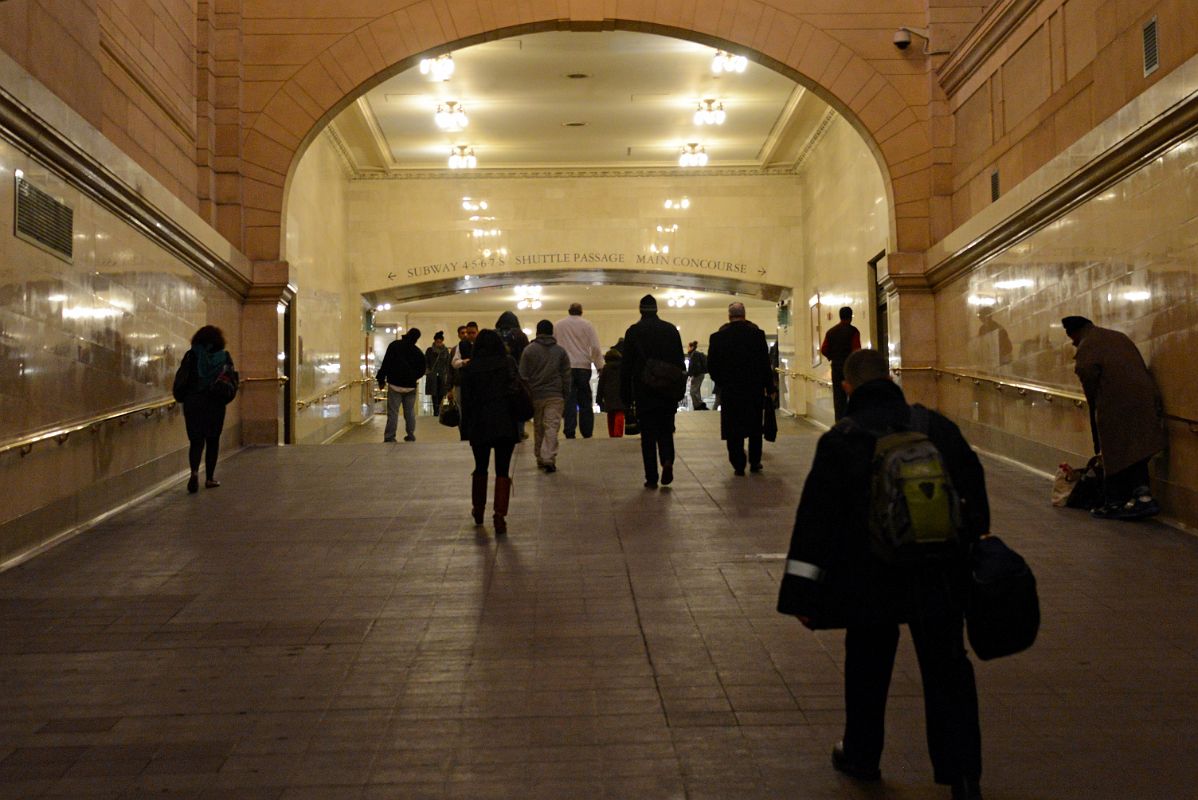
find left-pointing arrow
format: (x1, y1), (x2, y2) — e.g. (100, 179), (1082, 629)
(387, 272), (396, 280)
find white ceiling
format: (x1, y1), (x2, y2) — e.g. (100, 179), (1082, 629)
(332, 30), (828, 173)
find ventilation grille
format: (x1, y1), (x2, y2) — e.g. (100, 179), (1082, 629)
(1142, 17), (1159, 77)
(15, 176), (74, 262)
(990, 170), (1000, 202)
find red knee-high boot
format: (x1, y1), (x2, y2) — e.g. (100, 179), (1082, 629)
(493, 476), (512, 535)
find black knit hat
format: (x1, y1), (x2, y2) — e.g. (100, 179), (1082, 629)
(536, 319), (553, 336)
(1061, 316), (1093, 335)
(639, 294), (657, 312)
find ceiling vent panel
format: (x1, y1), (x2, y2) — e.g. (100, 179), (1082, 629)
(1142, 17), (1159, 77)
(14, 175), (74, 263)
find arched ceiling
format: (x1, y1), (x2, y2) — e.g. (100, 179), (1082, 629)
(329, 30), (835, 175)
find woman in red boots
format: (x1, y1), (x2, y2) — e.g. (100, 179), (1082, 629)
(459, 329), (521, 534)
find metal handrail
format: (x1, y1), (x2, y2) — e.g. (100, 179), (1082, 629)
(0, 397), (178, 457)
(777, 368), (833, 389)
(899, 366), (1198, 431)
(296, 379), (373, 411)
(242, 375), (289, 384)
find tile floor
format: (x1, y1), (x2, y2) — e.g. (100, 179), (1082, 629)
(1, 412), (1196, 799)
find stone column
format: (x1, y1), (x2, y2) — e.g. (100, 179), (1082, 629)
(241, 260), (293, 445)
(879, 251), (938, 408)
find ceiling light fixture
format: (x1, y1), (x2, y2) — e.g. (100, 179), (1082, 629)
(434, 101), (468, 130)
(694, 99), (726, 125)
(656, 224), (678, 233)
(461, 197), (488, 211)
(514, 284), (543, 310)
(711, 50), (748, 74)
(663, 197), (691, 210)
(419, 54), (455, 81)
(679, 143), (708, 168)
(666, 291), (697, 308)
(448, 145), (477, 169)
(649, 243), (670, 254)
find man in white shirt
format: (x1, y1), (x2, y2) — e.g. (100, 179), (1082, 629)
(554, 303), (604, 439)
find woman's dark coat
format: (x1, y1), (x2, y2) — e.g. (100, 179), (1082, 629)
(176, 349), (231, 440)
(460, 353), (521, 446)
(424, 343), (451, 396)
(707, 319), (774, 440)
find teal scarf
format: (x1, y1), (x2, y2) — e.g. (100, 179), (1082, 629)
(193, 344), (227, 388)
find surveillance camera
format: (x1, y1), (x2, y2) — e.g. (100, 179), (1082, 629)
(893, 28), (912, 50)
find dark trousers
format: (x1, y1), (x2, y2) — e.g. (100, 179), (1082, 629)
(726, 433), (762, 471)
(1103, 457), (1151, 503)
(843, 573), (981, 785)
(638, 407), (676, 483)
(471, 441), (515, 477)
(564, 368), (595, 438)
(188, 436), (220, 480)
(831, 361), (848, 420)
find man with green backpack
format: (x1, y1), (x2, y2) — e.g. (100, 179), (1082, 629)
(777, 348), (991, 800)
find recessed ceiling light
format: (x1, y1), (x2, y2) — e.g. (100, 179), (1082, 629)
(562, 121), (588, 127)
(565, 73), (590, 79)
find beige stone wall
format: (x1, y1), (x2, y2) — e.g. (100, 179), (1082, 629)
(944, 0), (1198, 229)
(285, 133), (368, 444)
(0, 1), (203, 213)
(792, 115), (889, 424)
(344, 174), (803, 294)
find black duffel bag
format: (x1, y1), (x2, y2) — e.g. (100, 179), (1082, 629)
(966, 535), (1040, 660)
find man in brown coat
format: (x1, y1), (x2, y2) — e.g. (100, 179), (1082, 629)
(1063, 316), (1165, 519)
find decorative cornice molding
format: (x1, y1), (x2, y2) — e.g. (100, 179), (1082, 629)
(927, 89), (1198, 289)
(793, 109), (838, 174)
(323, 124), (356, 179)
(938, 0), (1041, 98)
(349, 164), (800, 181)
(0, 83), (251, 299)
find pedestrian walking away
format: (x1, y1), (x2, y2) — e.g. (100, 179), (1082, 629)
(620, 294), (685, 488)
(686, 340), (708, 410)
(173, 325), (237, 493)
(777, 348), (990, 800)
(707, 303), (775, 475)
(596, 345), (626, 437)
(520, 320), (571, 472)
(460, 329), (523, 535)
(555, 303), (604, 438)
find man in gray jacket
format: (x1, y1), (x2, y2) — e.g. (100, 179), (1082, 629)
(520, 320), (571, 472)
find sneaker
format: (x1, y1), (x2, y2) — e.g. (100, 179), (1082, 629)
(831, 741), (880, 782)
(1115, 495), (1160, 520)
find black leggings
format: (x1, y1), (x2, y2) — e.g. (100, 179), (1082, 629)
(472, 441), (515, 477)
(188, 436), (221, 480)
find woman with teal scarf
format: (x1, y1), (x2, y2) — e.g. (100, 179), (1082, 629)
(179, 325), (233, 493)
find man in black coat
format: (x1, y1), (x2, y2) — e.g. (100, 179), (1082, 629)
(620, 294), (685, 488)
(777, 348), (989, 800)
(376, 328), (427, 442)
(821, 306), (862, 420)
(707, 302), (775, 475)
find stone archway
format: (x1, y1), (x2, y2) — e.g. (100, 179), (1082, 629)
(238, 6), (934, 264)
(235, 2), (939, 442)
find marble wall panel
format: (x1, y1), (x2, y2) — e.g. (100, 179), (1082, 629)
(0, 143), (240, 442)
(936, 130), (1198, 524)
